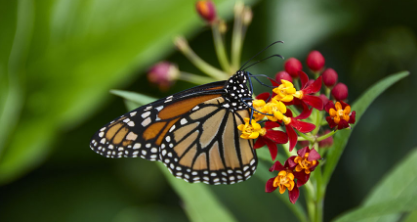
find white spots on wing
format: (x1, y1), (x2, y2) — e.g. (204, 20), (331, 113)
(141, 111), (151, 118)
(250, 159), (256, 166)
(180, 118), (188, 125)
(100, 138), (106, 144)
(169, 125), (176, 132)
(126, 132), (138, 141)
(151, 147), (158, 153)
(192, 106), (199, 111)
(108, 145), (114, 150)
(165, 136), (171, 142)
(123, 118), (130, 123)
(222, 103), (230, 108)
(100, 127), (106, 131)
(142, 150), (147, 155)
(169, 143), (173, 148)
(98, 132), (104, 137)
(156, 106), (164, 111)
(161, 149), (167, 156)
(142, 117), (151, 127)
(145, 106), (152, 111)
(130, 111), (137, 117)
(146, 143), (151, 148)
(133, 143), (141, 149)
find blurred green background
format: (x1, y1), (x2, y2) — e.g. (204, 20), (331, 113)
(1, 0), (416, 221)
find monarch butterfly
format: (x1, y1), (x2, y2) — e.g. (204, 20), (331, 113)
(89, 42), (282, 185)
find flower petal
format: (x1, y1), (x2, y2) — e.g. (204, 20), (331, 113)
(337, 119), (349, 130)
(303, 76), (322, 94)
(325, 100), (335, 113)
(294, 171), (310, 187)
(301, 95), (324, 110)
(350, 111), (356, 124)
(265, 178), (278, 193)
(254, 137), (266, 149)
(265, 130), (289, 144)
(299, 71), (309, 89)
(326, 116), (337, 129)
(294, 100), (313, 120)
(270, 161), (285, 172)
(290, 119), (316, 133)
(264, 139), (278, 160)
(297, 146), (309, 157)
(289, 185), (300, 204)
(285, 156), (297, 168)
(265, 121), (281, 129)
(256, 92), (271, 102)
(308, 148), (321, 161)
(286, 124), (298, 152)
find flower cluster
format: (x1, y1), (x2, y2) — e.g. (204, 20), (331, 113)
(237, 51), (356, 203)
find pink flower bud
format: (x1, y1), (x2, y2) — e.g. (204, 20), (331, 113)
(275, 71), (293, 83)
(319, 94), (329, 106)
(306, 50), (325, 72)
(319, 130), (334, 148)
(196, 1), (217, 23)
(322, 68), (338, 87)
(331, 83), (348, 100)
(147, 62), (179, 90)
(284, 58), (302, 78)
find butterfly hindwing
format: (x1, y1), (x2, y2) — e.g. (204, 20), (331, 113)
(159, 97), (257, 185)
(89, 82), (226, 161)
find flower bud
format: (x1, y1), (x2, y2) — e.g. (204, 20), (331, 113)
(331, 83), (348, 100)
(322, 68), (338, 87)
(284, 58), (303, 77)
(306, 50), (325, 72)
(147, 62), (180, 90)
(319, 94), (329, 107)
(242, 6), (253, 25)
(275, 71), (293, 83)
(319, 130), (334, 148)
(196, 0), (217, 23)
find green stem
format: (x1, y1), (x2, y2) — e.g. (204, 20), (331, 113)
(314, 161), (324, 222)
(175, 36), (228, 80)
(178, 72), (217, 85)
(298, 132), (314, 142)
(231, 1), (244, 71)
(211, 22), (231, 74)
(316, 130), (336, 142)
(312, 110), (322, 135)
(304, 181), (316, 222)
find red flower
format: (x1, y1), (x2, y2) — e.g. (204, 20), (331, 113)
(325, 101), (356, 130)
(266, 159), (300, 204)
(331, 83), (348, 101)
(296, 71), (324, 110)
(254, 121), (288, 160)
(284, 58), (303, 78)
(322, 68), (338, 87)
(290, 147), (320, 186)
(283, 110), (316, 151)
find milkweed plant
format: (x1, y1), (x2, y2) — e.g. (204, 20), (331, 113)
(113, 1), (410, 222)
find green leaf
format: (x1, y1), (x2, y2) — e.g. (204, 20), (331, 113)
(323, 71), (409, 184)
(0, 0), (256, 185)
(111, 90), (157, 105)
(122, 94), (237, 222)
(334, 148), (417, 222)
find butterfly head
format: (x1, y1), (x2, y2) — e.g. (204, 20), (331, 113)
(223, 71), (253, 110)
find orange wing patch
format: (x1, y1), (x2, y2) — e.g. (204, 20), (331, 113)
(158, 94), (220, 119)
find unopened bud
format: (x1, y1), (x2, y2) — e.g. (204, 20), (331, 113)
(319, 94), (329, 107)
(275, 71), (293, 83)
(242, 6), (253, 25)
(331, 83), (348, 100)
(147, 62), (180, 90)
(196, 0), (217, 23)
(322, 68), (338, 87)
(306, 50), (325, 72)
(284, 58), (303, 77)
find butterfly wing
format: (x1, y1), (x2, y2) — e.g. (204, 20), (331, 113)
(159, 96), (257, 185)
(89, 81), (226, 160)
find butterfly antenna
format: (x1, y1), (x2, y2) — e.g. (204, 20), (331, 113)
(239, 41), (284, 71)
(242, 54), (284, 71)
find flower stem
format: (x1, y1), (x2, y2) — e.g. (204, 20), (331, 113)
(211, 21), (232, 74)
(178, 72), (217, 85)
(316, 130), (335, 142)
(231, 1), (244, 71)
(174, 36), (228, 80)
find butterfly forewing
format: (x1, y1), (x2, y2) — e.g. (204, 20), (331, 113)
(159, 97), (257, 185)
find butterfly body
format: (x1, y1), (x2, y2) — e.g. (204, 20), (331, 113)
(90, 71), (257, 185)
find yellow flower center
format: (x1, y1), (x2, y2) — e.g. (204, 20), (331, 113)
(272, 80), (297, 102)
(252, 99), (266, 121)
(273, 170), (295, 194)
(237, 118), (265, 139)
(294, 153), (317, 174)
(329, 102), (351, 124)
(262, 99), (287, 122)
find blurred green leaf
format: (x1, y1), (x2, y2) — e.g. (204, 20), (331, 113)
(334, 148), (417, 222)
(323, 71), (409, 184)
(111, 90), (157, 105)
(404, 211), (417, 222)
(123, 93), (237, 222)
(0, 0), (256, 185)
